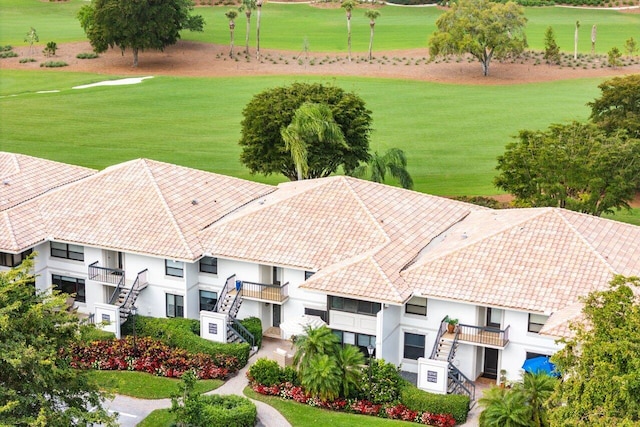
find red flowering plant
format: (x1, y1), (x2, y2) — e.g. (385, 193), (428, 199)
(64, 336), (234, 380)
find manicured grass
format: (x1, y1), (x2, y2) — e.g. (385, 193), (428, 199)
(1, 0), (639, 54)
(137, 409), (175, 427)
(603, 208), (640, 226)
(86, 370), (222, 399)
(244, 387), (411, 427)
(0, 70), (603, 195)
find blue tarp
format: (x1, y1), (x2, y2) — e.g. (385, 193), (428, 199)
(522, 356), (559, 377)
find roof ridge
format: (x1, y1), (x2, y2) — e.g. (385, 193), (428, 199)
(141, 160), (196, 259)
(370, 256), (405, 302)
(1, 211), (18, 250)
(342, 177), (391, 246)
(554, 209), (618, 275)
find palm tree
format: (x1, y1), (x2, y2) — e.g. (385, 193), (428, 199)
(479, 386), (533, 427)
(364, 10), (380, 61)
(256, 0), (263, 60)
(280, 102), (346, 181)
(520, 372), (556, 427)
(351, 148), (414, 189)
(225, 10), (238, 58)
(301, 354), (341, 401)
(239, 0), (257, 56)
(341, 0), (356, 62)
(292, 325), (339, 378)
(335, 344), (364, 398)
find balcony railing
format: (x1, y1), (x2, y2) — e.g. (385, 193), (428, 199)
(239, 280), (288, 303)
(88, 261), (124, 286)
(444, 322), (510, 348)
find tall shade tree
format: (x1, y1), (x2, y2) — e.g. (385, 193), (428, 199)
(341, 0), (356, 62)
(364, 9), (380, 61)
(588, 74), (640, 139)
(256, 0), (264, 59)
(225, 9), (238, 58)
(239, 83), (372, 180)
(429, 0), (527, 76)
(77, 0), (204, 67)
(549, 275), (640, 425)
(494, 121), (640, 216)
(0, 259), (117, 426)
(351, 147), (414, 189)
(292, 325), (339, 379)
(281, 102), (347, 181)
(239, 0), (256, 55)
(479, 386), (532, 427)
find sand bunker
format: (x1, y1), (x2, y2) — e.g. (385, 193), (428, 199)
(72, 76), (154, 89)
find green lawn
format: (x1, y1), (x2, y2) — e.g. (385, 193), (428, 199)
(137, 409), (175, 427)
(86, 370), (222, 399)
(1, 0), (639, 54)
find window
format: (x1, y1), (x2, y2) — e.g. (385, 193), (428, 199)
(199, 257), (218, 274)
(304, 271), (315, 280)
(403, 332), (425, 360)
(166, 294), (184, 318)
(272, 267), (282, 285)
(405, 296), (427, 316)
(528, 314), (548, 333)
(333, 329), (376, 357)
(165, 259), (184, 278)
(329, 296), (381, 316)
(199, 290), (218, 312)
(304, 307), (328, 323)
(52, 274), (86, 303)
(51, 242), (84, 261)
(0, 249), (32, 267)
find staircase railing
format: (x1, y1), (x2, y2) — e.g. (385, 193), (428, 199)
(448, 329), (460, 362)
(89, 260), (125, 286)
(429, 317), (449, 359)
(214, 274), (236, 313)
(108, 275), (125, 305)
(230, 318), (255, 348)
(448, 363), (476, 403)
(227, 281), (243, 319)
(119, 268), (149, 311)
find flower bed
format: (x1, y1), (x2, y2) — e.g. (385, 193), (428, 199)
(65, 336), (236, 380)
(252, 382), (456, 427)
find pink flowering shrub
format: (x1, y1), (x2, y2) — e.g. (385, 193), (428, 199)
(251, 380), (456, 426)
(64, 336), (235, 380)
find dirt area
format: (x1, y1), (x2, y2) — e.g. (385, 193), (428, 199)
(3, 40), (640, 85)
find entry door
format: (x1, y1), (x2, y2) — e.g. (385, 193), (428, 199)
(104, 250), (123, 271)
(272, 304), (282, 328)
(483, 348), (499, 379)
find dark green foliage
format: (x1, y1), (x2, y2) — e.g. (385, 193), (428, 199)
(40, 61), (68, 67)
(386, 0), (438, 4)
(239, 316), (262, 348)
(589, 74), (640, 139)
(77, 0), (204, 66)
(0, 45), (12, 51)
(358, 359), (403, 404)
(543, 26), (560, 64)
(239, 82), (372, 180)
(400, 382), (470, 424)
(452, 195), (502, 209)
(43, 41), (57, 57)
(18, 57), (36, 63)
(80, 326), (115, 342)
(199, 395), (257, 427)
(281, 366), (300, 386)
(76, 52), (99, 59)
(0, 51), (18, 58)
(121, 315), (249, 369)
(247, 358), (282, 386)
(607, 46), (622, 68)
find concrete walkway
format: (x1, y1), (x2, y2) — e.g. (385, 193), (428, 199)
(104, 336), (292, 426)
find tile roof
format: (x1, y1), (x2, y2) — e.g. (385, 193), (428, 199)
(0, 158), (273, 259)
(0, 152), (96, 211)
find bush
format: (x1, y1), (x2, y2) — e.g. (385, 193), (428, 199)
(239, 316), (262, 348)
(43, 41), (57, 57)
(358, 359), (403, 404)
(40, 61), (67, 68)
(79, 326), (115, 342)
(19, 58), (36, 63)
(247, 358), (282, 386)
(400, 382), (470, 424)
(121, 315), (249, 370)
(0, 51), (18, 58)
(281, 365), (300, 386)
(200, 395), (257, 427)
(77, 52), (99, 59)
(1, 45), (12, 52)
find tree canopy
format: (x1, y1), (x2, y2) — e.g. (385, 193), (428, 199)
(549, 275), (640, 426)
(78, 0), (204, 67)
(0, 259), (116, 426)
(494, 121), (640, 216)
(588, 74), (640, 139)
(429, 0), (527, 76)
(239, 83), (372, 180)
(350, 147), (414, 189)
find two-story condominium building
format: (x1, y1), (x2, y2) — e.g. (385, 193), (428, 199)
(2, 152), (639, 392)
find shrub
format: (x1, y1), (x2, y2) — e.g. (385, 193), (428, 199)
(19, 58), (36, 63)
(77, 52), (99, 59)
(40, 61), (67, 67)
(247, 358), (282, 386)
(400, 382), (470, 424)
(1, 45), (12, 52)
(282, 365), (300, 386)
(358, 359), (403, 404)
(200, 395), (257, 427)
(239, 316), (262, 348)
(43, 41), (57, 57)
(0, 51), (18, 58)
(79, 326), (115, 342)
(121, 315), (249, 369)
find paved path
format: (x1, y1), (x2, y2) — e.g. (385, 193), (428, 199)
(103, 337), (292, 426)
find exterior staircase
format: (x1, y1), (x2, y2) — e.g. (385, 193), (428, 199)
(215, 275), (257, 355)
(108, 269), (148, 324)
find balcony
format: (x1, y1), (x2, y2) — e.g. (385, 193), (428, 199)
(88, 261), (124, 286)
(443, 323), (510, 349)
(239, 280), (289, 304)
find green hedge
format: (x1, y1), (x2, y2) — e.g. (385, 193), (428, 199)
(400, 382), (470, 424)
(79, 326), (115, 342)
(121, 316), (250, 369)
(239, 316), (263, 349)
(201, 395), (257, 427)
